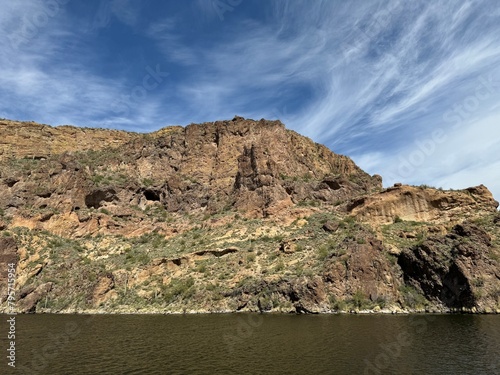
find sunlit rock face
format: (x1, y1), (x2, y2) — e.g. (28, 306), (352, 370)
(0, 117), (498, 314)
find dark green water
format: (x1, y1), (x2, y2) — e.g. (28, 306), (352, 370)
(1, 314), (499, 374)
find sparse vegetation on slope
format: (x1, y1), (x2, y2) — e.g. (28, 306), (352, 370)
(0, 118), (498, 314)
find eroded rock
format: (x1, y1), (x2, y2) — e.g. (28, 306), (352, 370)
(348, 185), (498, 225)
(398, 223), (499, 310)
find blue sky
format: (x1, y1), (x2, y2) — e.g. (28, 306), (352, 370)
(1, 0), (500, 199)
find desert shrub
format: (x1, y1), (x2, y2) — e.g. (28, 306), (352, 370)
(416, 231), (426, 244)
(329, 295), (347, 312)
(163, 277), (195, 302)
(196, 264), (207, 273)
(350, 290), (371, 310)
(275, 260), (285, 272)
(399, 284), (428, 308)
(317, 245), (329, 260)
(141, 178), (154, 187)
(125, 250), (150, 264)
(339, 216), (356, 228)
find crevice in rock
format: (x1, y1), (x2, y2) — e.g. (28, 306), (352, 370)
(85, 189), (117, 209)
(144, 189), (161, 202)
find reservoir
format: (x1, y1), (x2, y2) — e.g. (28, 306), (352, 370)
(3, 314), (499, 374)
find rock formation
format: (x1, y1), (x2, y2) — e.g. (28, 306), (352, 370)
(0, 117), (498, 314)
(347, 184), (498, 225)
(399, 222), (500, 311)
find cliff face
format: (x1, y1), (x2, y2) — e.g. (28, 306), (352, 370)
(347, 184), (498, 225)
(399, 223), (500, 311)
(0, 119), (137, 161)
(0, 117), (380, 233)
(0, 117), (498, 314)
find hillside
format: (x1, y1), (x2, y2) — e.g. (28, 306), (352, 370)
(0, 117), (499, 314)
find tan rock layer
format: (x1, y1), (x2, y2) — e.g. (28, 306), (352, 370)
(348, 184), (499, 225)
(0, 120), (137, 161)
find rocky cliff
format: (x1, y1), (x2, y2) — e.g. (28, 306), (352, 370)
(347, 184), (498, 225)
(0, 117), (498, 314)
(0, 119), (136, 161)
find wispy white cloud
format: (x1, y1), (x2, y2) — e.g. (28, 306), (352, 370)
(1, 0), (499, 199)
(0, 0), (168, 131)
(110, 0), (141, 27)
(156, 0), (500, 198)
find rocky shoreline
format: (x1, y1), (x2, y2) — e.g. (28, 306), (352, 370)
(5, 309), (500, 315)
(7, 303), (500, 315)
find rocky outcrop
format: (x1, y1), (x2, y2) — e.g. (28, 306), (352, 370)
(348, 184), (498, 225)
(322, 234), (400, 304)
(398, 223), (500, 311)
(0, 237), (17, 270)
(0, 237), (18, 304)
(0, 119), (137, 161)
(229, 277), (329, 314)
(0, 117), (498, 314)
(17, 282), (53, 313)
(0, 117), (381, 237)
(227, 229), (402, 313)
(93, 274), (117, 306)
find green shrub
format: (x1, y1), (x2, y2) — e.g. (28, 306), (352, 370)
(163, 277), (195, 302)
(297, 200), (319, 207)
(350, 290), (370, 310)
(317, 245), (329, 260)
(275, 260), (285, 272)
(340, 216), (356, 228)
(329, 295), (346, 312)
(416, 231), (426, 244)
(399, 284), (428, 308)
(142, 178), (154, 187)
(125, 250), (150, 264)
(196, 264), (207, 273)
(375, 295), (389, 308)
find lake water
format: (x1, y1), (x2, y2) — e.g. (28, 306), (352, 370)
(2, 314), (499, 374)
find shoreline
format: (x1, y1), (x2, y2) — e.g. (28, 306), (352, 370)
(2, 307), (499, 315)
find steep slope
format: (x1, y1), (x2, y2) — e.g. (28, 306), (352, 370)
(0, 117), (498, 314)
(399, 222), (500, 311)
(0, 116), (381, 231)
